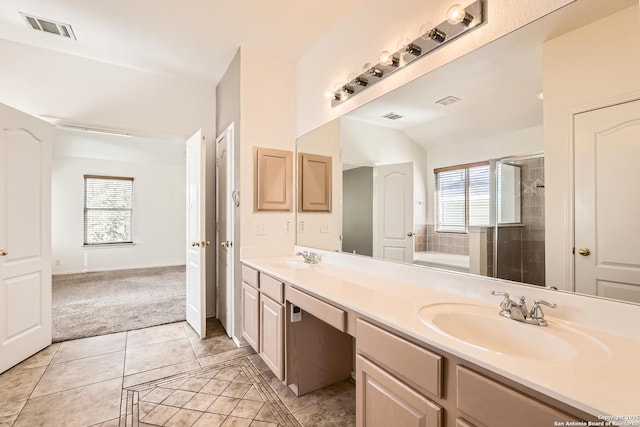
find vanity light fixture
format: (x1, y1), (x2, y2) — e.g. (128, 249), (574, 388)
(446, 4), (474, 26)
(329, 0), (484, 106)
(398, 38), (423, 57)
(379, 50), (399, 67)
(427, 28), (447, 43)
(366, 67), (384, 78)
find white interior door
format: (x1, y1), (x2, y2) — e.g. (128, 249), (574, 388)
(574, 99), (640, 303)
(186, 130), (207, 339)
(0, 104), (52, 373)
(373, 162), (414, 263)
(216, 124), (234, 338)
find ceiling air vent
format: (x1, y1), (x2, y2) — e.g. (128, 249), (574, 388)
(435, 96), (461, 106)
(19, 12), (76, 40)
(381, 112), (404, 120)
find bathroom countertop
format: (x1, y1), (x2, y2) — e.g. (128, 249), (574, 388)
(241, 255), (640, 418)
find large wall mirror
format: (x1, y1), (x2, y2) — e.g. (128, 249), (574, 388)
(297, 0), (640, 305)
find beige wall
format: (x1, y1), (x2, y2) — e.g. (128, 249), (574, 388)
(296, 119), (342, 251)
(296, 0), (572, 137)
(543, 5), (640, 290)
(217, 47), (296, 341)
(239, 47), (297, 259)
(341, 118), (428, 226)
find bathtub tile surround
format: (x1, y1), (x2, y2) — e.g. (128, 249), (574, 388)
(1, 318), (355, 426)
(418, 224), (470, 255)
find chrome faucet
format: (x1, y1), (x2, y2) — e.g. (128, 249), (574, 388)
(296, 251), (320, 264)
(490, 291), (557, 326)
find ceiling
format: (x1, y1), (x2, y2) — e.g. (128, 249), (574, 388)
(0, 0), (356, 84)
(344, 0), (636, 150)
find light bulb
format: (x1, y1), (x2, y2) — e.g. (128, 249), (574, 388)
(347, 73), (359, 82)
(361, 62), (372, 73)
(397, 38), (412, 54)
(419, 22), (434, 40)
(379, 51), (393, 66)
(333, 81), (345, 92)
(446, 4), (472, 25)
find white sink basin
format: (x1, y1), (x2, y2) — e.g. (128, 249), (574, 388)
(418, 303), (611, 364)
(276, 258), (312, 270)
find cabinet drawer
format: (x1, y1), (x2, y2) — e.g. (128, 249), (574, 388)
(260, 273), (283, 303)
(356, 319), (442, 398)
(457, 366), (578, 427)
(287, 286), (345, 332)
(241, 265), (259, 289)
(357, 355), (442, 427)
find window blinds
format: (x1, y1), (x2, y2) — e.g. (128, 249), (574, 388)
(84, 176), (133, 244)
(435, 163), (490, 232)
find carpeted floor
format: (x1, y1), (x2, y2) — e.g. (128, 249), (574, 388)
(52, 265), (186, 342)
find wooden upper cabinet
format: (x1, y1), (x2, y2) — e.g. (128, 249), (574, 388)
(298, 152), (332, 212)
(255, 147), (292, 211)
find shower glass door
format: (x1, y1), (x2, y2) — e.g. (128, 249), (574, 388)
(491, 154), (546, 286)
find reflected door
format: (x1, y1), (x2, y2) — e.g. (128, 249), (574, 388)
(373, 163), (414, 263)
(0, 104), (52, 373)
(574, 99), (640, 303)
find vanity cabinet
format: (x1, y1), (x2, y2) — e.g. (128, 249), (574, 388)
(356, 319), (443, 427)
(241, 264), (285, 380)
(241, 283), (259, 351)
(455, 366), (576, 427)
(241, 265), (260, 352)
(357, 355), (442, 427)
(356, 318), (595, 427)
(259, 292), (284, 380)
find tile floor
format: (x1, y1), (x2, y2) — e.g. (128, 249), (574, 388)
(0, 319), (355, 427)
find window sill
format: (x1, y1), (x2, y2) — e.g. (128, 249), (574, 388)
(82, 242), (136, 249)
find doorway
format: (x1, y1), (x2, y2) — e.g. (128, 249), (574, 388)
(51, 128), (189, 341)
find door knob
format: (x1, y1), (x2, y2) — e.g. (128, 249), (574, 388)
(201, 240), (211, 247)
(407, 232), (414, 237)
(191, 241), (201, 247)
(220, 241), (231, 248)
(578, 248), (591, 256)
(0, 249), (7, 256)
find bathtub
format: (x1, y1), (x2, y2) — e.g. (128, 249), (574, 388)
(413, 251), (470, 273)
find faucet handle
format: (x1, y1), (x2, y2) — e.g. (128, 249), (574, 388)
(533, 299), (557, 309)
(529, 299), (557, 325)
(491, 291), (513, 312)
(490, 290), (510, 298)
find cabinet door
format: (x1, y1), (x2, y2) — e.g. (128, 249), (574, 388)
(356, 355), (442, 427)
(241, 283), (260, 352)
(255, 147), (292, 211)
(259, 294), (284, 380)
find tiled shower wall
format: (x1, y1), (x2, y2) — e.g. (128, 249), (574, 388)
(415, 225), (470, 255)
(520, 157), (545, 286)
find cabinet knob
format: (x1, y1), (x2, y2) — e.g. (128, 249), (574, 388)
(0, 249), (7, 256)
(192, 241), (201, 247)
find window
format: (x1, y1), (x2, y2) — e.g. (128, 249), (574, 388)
(84, 175), (133, 245)
(435, 163), (490, 232)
